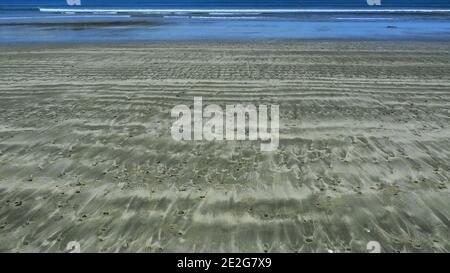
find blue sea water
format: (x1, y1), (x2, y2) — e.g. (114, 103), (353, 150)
(1, 0), (450, 43)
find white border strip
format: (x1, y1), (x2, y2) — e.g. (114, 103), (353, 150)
(39, 8), (450, 14)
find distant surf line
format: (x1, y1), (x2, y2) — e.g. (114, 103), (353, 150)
(187, 16), (267, 20)
(163, 15), (266, 19)
(335, 17), (395, 20)
(0, 15), (131, 20)
(39, 8), (450, 14)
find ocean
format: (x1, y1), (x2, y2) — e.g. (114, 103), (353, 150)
(1, 0), (450, 43)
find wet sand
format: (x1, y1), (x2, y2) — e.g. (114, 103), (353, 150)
(0, 21), (159, 29)
(0, 41), (449, 252)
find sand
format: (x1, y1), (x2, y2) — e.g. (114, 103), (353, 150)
(0, 41), (449, 253)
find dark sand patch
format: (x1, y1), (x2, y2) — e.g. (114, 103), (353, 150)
(0, 21), (160, 30)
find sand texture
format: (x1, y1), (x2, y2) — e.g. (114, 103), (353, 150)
(0, 41), (449, 252)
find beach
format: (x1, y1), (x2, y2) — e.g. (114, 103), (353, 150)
(0, 41), (449, 252)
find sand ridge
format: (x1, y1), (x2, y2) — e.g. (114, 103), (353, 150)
(0, 41), (449, 252)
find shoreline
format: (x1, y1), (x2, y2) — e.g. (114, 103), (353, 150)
(0, 21), (160, 28)
(1, 17), (450, 44)
(2, 38), (450, 48)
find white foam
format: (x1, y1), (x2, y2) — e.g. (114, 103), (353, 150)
(162, 15), (189, 19)
(335, 17), (395, 20)
(0, 15), (131, 20)
(191, 16), (265, 20)
(38, 8), (450, 14)
(208, 12), (262, 16)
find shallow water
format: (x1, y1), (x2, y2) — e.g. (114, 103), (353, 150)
(0, 1), (450, 43)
